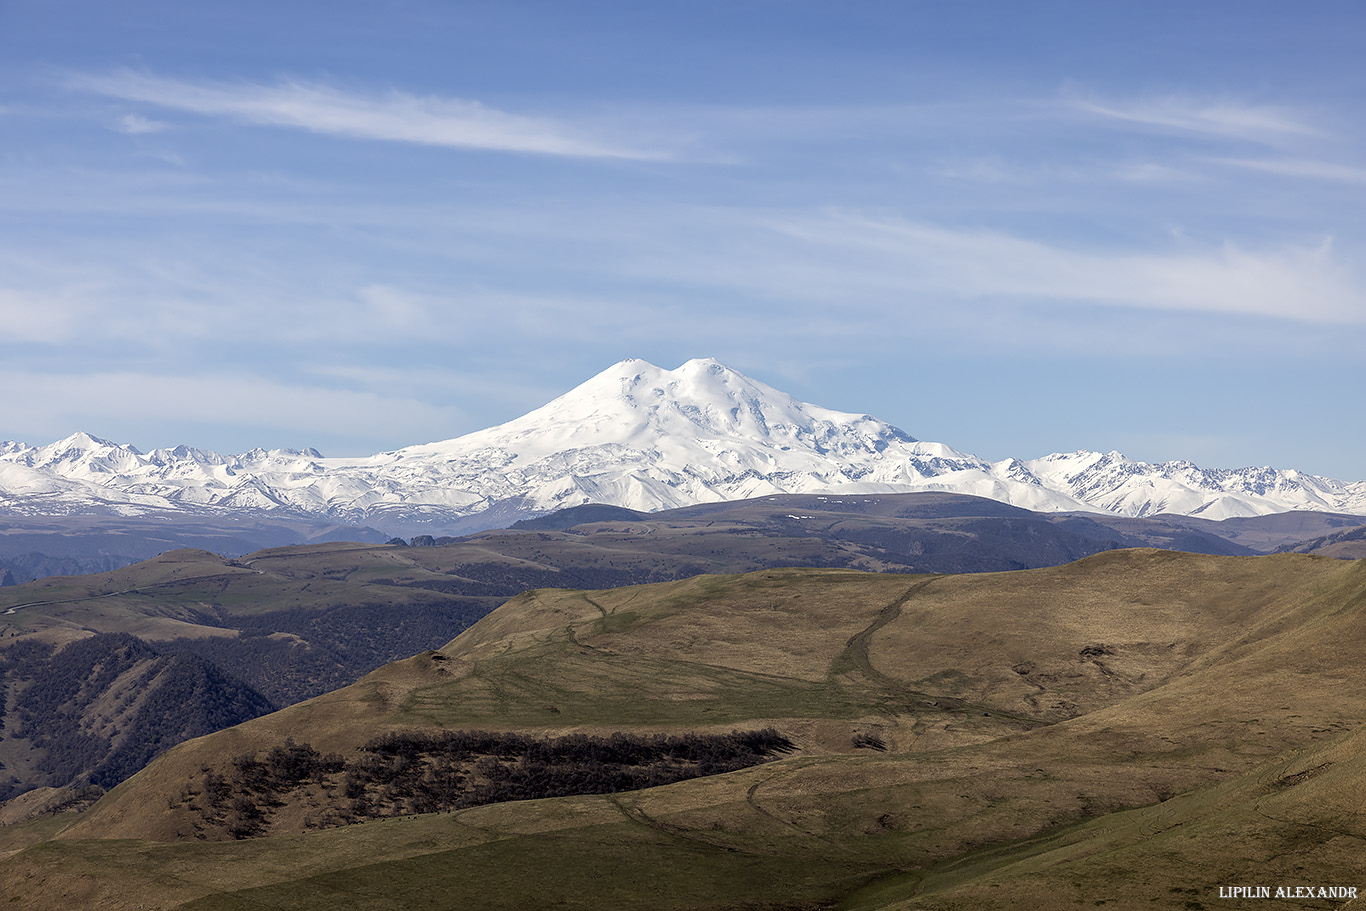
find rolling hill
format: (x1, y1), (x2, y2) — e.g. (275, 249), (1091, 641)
(2, 492), (1361, 810)
(2, 549), (1362, 909)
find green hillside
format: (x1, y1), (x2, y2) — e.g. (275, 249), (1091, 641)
(1, 551), (1361, 909)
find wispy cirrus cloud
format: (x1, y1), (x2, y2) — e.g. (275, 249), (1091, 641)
(1110, 161), (1203, 183)
(1068, 94), (1322, 143)
(116, 112), (168, 134)
(1209, 157), (1366, 185)
(68, 70), (670, 160)
(764, 212), (1365, 325)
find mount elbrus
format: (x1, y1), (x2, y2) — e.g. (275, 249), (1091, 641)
(3, 358), (1364, 536)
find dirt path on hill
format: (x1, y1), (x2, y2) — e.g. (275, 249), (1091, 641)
(838, 577), (1045, 726)
(839, 577), (937, 691)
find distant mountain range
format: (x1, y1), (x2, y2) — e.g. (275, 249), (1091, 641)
(4, 358), (1364, 536)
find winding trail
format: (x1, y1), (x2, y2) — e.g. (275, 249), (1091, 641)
(837, 577), (1046, 726)
(838, 577), (937, 691)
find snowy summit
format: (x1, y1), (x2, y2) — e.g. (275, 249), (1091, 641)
(2, 359), (1363, 534)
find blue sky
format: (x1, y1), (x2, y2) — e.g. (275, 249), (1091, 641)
(3, 0), (1364, 479)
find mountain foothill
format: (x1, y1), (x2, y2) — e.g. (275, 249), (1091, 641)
(2, 548), (1364, 909)
(1, 360), (1365, 909)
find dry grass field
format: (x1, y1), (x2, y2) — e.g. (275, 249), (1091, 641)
(2, 550), (1364, 909)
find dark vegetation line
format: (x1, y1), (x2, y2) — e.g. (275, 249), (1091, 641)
(176, 729), (794, 839)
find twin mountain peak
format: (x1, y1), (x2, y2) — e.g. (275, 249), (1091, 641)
(3, 358), (1363, 534)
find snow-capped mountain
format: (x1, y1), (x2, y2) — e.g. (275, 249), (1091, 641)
(3, 358), (1363, 534)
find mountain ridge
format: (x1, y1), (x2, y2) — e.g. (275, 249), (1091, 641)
(4, 358), (1364, 534)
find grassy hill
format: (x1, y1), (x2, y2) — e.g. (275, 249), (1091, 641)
(3, 491), (1302, 804)
(2, 551), (1363, 909)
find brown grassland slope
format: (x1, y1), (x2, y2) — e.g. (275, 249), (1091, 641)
(1, 550), (1364, 909)
(1, 490), (1349, 805)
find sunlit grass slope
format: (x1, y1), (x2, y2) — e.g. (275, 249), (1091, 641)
(2, 551), (1363, 910)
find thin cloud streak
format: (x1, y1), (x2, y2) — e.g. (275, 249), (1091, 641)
(69, 71), (671, 160)
(116, 113), (168, 134)
(1211, 157), (1366, 184)
(1069, 94), (1322, 142)
(767, 213), (1365, 324)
